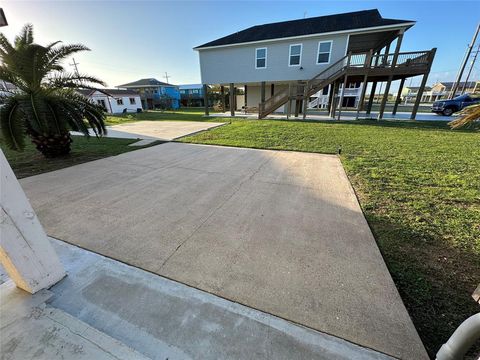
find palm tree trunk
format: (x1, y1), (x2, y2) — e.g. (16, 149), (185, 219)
(28, 131), (73, 157)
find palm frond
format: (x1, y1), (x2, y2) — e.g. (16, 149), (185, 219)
(449, 104), (480, 129)
(0, 97), (26, 150)
(47, 72), (106, 89)
(46, 43), (90, 68)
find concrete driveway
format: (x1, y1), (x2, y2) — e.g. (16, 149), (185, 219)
(71, 120), (226, 141)
(20, 143), (427, 359)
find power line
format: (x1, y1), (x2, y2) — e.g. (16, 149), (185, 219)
(461, 43), (480, 93)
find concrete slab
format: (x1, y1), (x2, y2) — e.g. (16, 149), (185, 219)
(19, 142), (428, 359)
(72, 121), (226, 141)
(0, 281), (149, 360)
(40, 238), (393, 360)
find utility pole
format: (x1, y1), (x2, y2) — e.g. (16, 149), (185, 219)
(69, 58), (80, 76)
(163, 72), (171, 84)
(461, 43), (480, 94)
(449, 23), (480, 99)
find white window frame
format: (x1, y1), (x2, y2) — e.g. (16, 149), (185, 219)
(129, 97), (136, 104)
(255, 47), (267, 69)
(316, 40), (333, 65)
(288, 44), (303, 67)
(116, 98), (123, 105)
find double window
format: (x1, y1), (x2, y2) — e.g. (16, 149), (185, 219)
(289, 44), (302, 66)
(116, 98), (123, 105)
(255, 47), (267, 69)
(317, 41), (332, 64)
(129, 97), (136, 104)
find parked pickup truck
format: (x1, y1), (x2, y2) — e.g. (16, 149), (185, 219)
(432, 94), (480, 116)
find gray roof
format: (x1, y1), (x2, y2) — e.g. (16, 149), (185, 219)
(118, 78), (175, 88)
(195, 9), (414, 49)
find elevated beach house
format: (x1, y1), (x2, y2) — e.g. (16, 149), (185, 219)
(117, 78), (180, 110)
(194, 9), (436, 120)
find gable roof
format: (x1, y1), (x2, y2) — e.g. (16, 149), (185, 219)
(406, 86), (432, 91)
(118, 78), (175, 88)
(195, 9), (414, 49)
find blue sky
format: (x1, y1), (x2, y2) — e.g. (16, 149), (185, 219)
(2, 0), (480, 88)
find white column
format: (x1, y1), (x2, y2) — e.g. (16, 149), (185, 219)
(0, 150), (65, 294)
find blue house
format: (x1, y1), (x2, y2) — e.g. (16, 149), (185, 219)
(178, 84), (206, 107)
(118, 78), (180, 110)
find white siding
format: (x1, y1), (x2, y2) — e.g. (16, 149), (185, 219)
(89, 91), (142, 114)
(198, 34), (348, 84)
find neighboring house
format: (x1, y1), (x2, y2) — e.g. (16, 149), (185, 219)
(179, 84), (206, 107)
(77, 89), (142, 114)
(195, 9), (436, 120)
(309, 81), (362, 109)
(401, 86), (432, 103)
(117, 78), (180, 110)
(402, 81), (480, 103)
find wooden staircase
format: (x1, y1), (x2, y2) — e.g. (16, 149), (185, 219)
(258, 55), (349, 118)
(257, 49), (436, 119)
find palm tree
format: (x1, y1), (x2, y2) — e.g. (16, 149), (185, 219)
(449, 103), (480, 129)
(0, 24), (107, 157)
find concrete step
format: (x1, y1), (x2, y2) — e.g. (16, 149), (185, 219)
(0, 281), (150, 360)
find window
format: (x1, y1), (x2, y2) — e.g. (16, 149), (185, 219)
(255, 47), (267, 69)
(289, 44), (302, 66)
(317, 41), (332, 64)
(116, 98), (123, 105)
(129, 97), (136, 104)
(192, 89), (199, 94)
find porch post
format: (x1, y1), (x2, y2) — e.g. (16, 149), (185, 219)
(270, 83), (275, 97)
(366, 82), (377, 115)
(378, 31), (404, 120)
(203, 84), (209, 116)
(355, 75), (369, 120)
(286, 82), (292, 119)
(337, 53), (351, 120)
(302, 82), (309, 120)
(294, 83), (300, 117)
(0, 150), (65, 294)
(411, 48), (437, 120)
(327, 83), (335, 114)
(329, 81), (339, 118)
(261, 81), (266, 103)
(244, 85), (248, 108)
(220, 85), (225, 112)
(392, 77), (406, 115)
(229, 83), (235, 116)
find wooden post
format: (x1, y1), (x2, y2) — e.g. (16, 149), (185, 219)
(411, 48), (436, 120)
(294, 84), (300, 118)
(329, 81), (339, 118)
(392, 77), (406, 115)
(355, 75), (369, 120)
(229, 83), (234, 116)
(270, 83), (275, 97)
(366, 81), (377, 115)
(220, 85), (225, 112)
(302, 82), (309, 120)
(337, 53), (351, 120)
(327, 83), (335, 114)
(0, 150), (65, 294)
(203, 84), (209, 116)
(286, 83), (292, 119)
(244, 85), (248, 108)
(261, 81), (266, 103)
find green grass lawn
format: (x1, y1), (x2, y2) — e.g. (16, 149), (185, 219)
(1, 136), (161, 179)
(178, 113), (479, 357)
(105, 108), (216, 125)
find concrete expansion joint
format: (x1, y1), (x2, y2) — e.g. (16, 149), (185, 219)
(159, 156), (272, 270)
